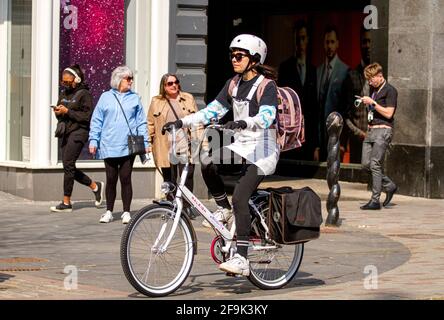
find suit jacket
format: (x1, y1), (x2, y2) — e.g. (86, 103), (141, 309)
(317, 56), (349, 121)
(343, 63), (369, 139)
(278, 56), (319, 150)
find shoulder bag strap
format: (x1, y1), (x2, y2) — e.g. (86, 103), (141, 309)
(166, 99), (180, 120)
(112, 94), (134, 136)
(231, 75), (242, 98)
(246, 75), (265, 101)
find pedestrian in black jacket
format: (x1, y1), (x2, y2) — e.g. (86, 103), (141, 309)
(50, 64), (104, 213)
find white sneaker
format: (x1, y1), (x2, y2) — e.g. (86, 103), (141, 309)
(218, 254), (250, 276)
(99, 210), (114, 223)
(202, 207), (233, 228)
(121, 212), (131, 224)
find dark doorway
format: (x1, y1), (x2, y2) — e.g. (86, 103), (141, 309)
(207, 0), (388, 181)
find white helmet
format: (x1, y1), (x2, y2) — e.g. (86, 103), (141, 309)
(229, 34), (267, 65)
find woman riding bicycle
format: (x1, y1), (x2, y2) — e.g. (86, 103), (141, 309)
(163, 34), (279, 276)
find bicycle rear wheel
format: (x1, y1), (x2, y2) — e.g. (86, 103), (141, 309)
(120, 204), (195, 297)
(247, 203), (304, 290)
(248, 240), (304, 290)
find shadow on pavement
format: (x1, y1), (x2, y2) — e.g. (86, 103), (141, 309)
(0, 273), (15, 283)
(74, 201), (106, 210)
(125, 270), (327, 299)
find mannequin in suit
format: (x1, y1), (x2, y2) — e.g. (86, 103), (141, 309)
(342, 27), (372, 163)
(278, 20), (319, 161)
(316, 25), (349, 161)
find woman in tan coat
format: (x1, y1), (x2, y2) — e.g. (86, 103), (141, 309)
(148, 73), (201, 218)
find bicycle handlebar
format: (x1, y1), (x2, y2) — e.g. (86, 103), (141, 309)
(166, 122), (234, 160)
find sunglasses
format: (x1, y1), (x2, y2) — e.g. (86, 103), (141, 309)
(124, 76), (134, 81)
(230, 52), (248, 62)
(166, 80), (180, 87)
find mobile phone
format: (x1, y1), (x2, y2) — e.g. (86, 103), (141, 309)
(50, 105), (57, 109)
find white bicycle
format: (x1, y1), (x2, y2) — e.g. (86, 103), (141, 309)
(120, 124), (304, 297)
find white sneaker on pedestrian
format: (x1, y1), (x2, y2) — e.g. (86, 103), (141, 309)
(121, 212), (131, 224)
(202, 207), (233, 228)
(218, 253), (250, 276)
(99, 210), (114, 223)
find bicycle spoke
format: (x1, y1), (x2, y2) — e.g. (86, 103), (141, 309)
(122, 206), (194, 296)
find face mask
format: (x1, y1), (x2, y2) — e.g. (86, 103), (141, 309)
(62, 82), (74, 93)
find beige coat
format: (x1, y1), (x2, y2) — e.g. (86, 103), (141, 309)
(148, 91), (202, 168)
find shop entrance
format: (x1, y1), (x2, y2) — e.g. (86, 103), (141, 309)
(207, 0), (386, 174)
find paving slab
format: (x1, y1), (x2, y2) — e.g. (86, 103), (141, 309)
(0, 178), (443, 300)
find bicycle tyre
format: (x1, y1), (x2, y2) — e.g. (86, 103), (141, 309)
(247, 205), (304, 290)
(120, 204), (195, 297)
(248, 242), (304, 290)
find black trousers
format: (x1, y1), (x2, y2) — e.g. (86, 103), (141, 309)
(104, 155), (136, 212)
(201, 161), (264, 243)
(162, 164), (195, 208)
(61, 130), (92, 197)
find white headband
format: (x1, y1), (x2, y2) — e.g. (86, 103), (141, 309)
(64, 68), (81, 82)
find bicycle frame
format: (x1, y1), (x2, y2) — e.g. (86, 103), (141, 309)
(156, 125), (274, 255)
(156, 126), (235, 254)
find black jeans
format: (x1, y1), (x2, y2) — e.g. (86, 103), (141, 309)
(61, 130), (92, 197)
(104, 155), (136, 212)
(201, 161), (264, 247)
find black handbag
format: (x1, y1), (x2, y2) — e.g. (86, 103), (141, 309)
(54, 121), (66, 138)
(113, 94), (146, 156)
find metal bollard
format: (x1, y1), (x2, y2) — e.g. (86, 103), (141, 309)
(325, 112), (343, 227)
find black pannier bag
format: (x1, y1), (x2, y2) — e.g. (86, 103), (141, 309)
(267, 186), (322, 244)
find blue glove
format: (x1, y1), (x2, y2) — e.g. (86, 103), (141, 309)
(223, 120), (247, 130)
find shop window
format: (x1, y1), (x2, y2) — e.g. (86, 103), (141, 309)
(6, 0), (32, 161)
(208, 0), (388, 169)
(58, 0), (125, 160)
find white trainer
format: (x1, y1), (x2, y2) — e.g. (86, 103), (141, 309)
(121, 212), (131, 224)
(202, 207), (233, 228)
(218, 253), (250, 276)
(99, 210), (114, 223)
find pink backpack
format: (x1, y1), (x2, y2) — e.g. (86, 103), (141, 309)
(228, 75), (305, 152)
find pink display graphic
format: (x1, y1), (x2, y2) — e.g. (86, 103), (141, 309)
(59, 0), (125, 104)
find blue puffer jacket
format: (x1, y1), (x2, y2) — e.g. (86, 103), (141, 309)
(89, 89), (149, 159)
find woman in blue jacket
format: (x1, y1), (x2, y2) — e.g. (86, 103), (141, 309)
(89, 66), (149, 224)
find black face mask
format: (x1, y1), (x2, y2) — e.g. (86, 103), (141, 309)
(62, 84), (75, 94)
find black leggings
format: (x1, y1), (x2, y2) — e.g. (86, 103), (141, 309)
(104, 156), (136, 212)
(202, 161), (264, 257)
(61, 130), (92, 197)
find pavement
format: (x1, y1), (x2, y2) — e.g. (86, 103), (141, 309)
(1, 177), (444, 300)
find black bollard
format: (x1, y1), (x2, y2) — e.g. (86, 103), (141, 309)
(325, 112), (343, 227)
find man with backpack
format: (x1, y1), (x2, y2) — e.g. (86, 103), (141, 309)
(162, 34), (280, 276)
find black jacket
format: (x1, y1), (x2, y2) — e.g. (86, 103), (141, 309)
(56, 84), (94, 136)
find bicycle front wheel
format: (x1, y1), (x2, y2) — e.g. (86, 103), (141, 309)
(120, 204), (195, 297)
